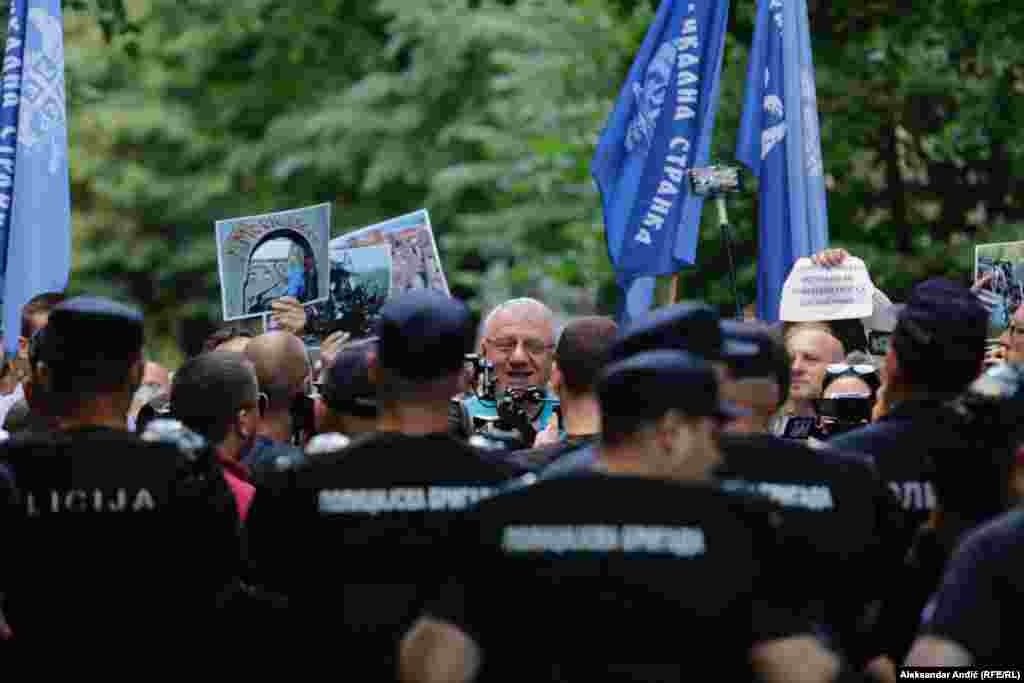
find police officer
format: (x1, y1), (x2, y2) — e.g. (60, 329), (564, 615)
(829, 279), (990, 540)
(244, 290), (519, 674)
(716, 320), (906, 665)
(867, 364), (1023, 673)
(904, 507), (1024, 669)
(401, 351), (838, 683)
(0, 297), (240, 650)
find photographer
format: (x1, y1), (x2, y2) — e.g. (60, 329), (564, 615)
(812, 353), (880, 440)
(244, 291), (519, 675)
(451, 298), (559, 449)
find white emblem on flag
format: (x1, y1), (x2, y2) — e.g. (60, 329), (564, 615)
(18, 7), (66, 175)
(761, 69), (786, 160)
(625, 39), (680, 153)
(801, 68), (823, 176)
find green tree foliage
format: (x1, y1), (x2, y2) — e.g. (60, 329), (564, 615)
(55, 0), (1024, 360)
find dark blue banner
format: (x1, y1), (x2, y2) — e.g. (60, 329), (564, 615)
(736, 0), (829, 321)
(592, 0), (730, 326)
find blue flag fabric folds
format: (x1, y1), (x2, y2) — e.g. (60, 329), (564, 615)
(0, 0), (71, 355)
(592, 0), (730, 326)
(736, 0), (829, 322)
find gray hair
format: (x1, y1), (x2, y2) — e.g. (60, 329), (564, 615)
(478, 298), (557, 347)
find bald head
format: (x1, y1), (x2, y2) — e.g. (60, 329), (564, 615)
(244, 331), (309, 411)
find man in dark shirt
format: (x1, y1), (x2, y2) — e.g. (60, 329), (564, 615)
(536, 302), (756, 480)
(245, 290), (519, 674)
(504, 316), (618, 471)
(829, 279), (989, 537)
(310, 336), (379, 441)
(401, 350), (838, 683)
(169, 351), (262, 513)
(0, 297), (239, 651)
(242, 330), (311, 473)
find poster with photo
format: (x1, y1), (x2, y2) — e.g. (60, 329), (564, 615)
(324, 209), (449, 337)
(975, 240), (1024, 336)
(215, 203), (331, 322)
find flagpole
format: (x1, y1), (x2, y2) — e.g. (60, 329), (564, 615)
(716, 196), (744, 320)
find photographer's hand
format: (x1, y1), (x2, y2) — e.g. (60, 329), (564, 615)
(533, 413), (560, 447)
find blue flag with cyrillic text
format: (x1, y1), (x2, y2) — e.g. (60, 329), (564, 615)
(0, 0), (71, 355)
(736, 0), (828, 322)
(592, 0), (730, 326)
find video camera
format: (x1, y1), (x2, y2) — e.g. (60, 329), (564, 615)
(456, 354), (558, 451)
(464, 354), (497, 402)
(780, 396), (873, 440)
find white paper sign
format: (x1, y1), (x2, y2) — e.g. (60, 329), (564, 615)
(779, 257), (875, 322)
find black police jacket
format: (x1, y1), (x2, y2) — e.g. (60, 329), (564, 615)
(828, 399), (957, 537)
(0, 427), (241, 648)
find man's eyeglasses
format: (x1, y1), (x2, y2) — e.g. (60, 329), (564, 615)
(825, 364), (877, 377)
(487, 337), (554, 358)
(1008, 323), (1024, 338)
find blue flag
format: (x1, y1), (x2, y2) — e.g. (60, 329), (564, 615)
(736, 0), (828, 322)
(592, 0), (730, 326)
(0, 0), (71, 355)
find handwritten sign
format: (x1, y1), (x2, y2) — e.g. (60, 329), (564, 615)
(779, 257), (875, 322)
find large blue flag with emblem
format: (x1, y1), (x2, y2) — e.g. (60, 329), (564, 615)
(736, 0), (828, 322)
(592, 0), (730, 326)
(0, 0), (71, 354)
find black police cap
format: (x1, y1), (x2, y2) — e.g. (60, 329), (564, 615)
(720, 320), (791, 399)
(599, 349), (748, 422)
(323, 337), (378, 417)
(35, 296), (144, 364)
(609, 302), (757, 364)
(376, 290), (474, 381)
(893, 278), (988, 362)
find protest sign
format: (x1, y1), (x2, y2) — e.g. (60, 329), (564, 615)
(779, 256), (874, 322)
(215, 203), (331, 322)
(975, 240), (1024, 336)
(324, 210), (449, 337)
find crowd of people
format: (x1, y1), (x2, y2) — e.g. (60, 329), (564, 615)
(0, 248), (1022, 680)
